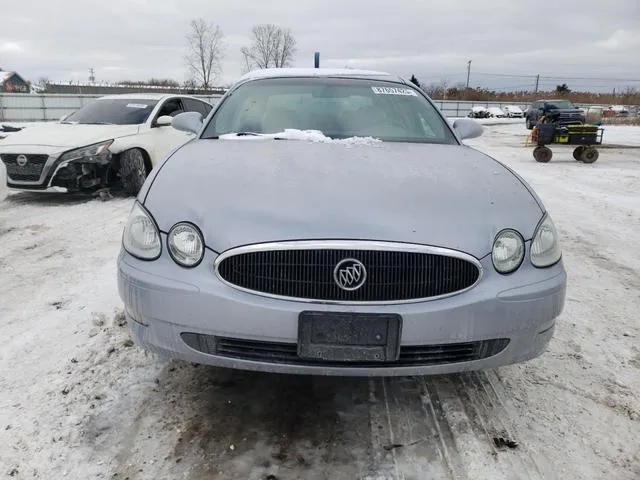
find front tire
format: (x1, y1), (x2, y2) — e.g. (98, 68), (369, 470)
(526, 117), (534, 130)
(119, 149), (148, 196)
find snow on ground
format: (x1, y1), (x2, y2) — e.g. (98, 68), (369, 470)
(595, 125), (640, 147)
(0, 125), (639, 479)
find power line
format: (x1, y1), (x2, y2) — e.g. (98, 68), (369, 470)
(472, 72), (536, 78)
(471, 71), (640, 82)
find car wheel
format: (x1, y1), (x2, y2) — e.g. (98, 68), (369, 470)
(526, 118), (533, 130)
(120, 148), (148, 196)
(533, 146), (552, 163)
(580, 147), (599, 164)
(573, 146), (584, 161)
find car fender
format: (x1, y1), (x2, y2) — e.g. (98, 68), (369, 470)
(138, 140), (191, 203)
(108, 129), (162, 172)
(109, 130), (151, 158)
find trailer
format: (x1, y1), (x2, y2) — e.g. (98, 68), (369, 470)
(530, 123), (604, 163)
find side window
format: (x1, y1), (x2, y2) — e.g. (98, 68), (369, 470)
(201, 101), (213, 116)
(182, 98), (212, 117)
(156, 98), (185, 118)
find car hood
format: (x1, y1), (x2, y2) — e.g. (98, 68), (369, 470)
(0, 123), (140, 151)
(144, 139), (544, 258)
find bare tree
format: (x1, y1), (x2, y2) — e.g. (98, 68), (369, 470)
(34, 76), (50, 93)
(439, 78), (450, 100)
(185, 18), (225, 89)
(240, 24), (297, 72)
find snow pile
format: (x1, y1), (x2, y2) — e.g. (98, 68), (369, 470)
(600, 125), (640, 147)
(220, 129), (383, 146)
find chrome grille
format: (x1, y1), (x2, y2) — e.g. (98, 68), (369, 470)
(1, 154), (48, 181)
(215, 241), (482, 303)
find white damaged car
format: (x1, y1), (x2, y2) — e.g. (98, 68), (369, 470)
(0, 93), (213, 195)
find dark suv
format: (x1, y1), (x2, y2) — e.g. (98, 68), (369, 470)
(525, 99), (585, 129)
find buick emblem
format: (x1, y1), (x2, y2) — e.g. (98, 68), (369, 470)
(333, 258), (367, 291)
(16, 155), (28, 167)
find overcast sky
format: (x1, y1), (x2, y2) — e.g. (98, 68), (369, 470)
(1, 0), (639, 92)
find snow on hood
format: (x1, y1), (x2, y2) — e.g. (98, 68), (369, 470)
(144, 138), (544, 258)
(0, 122), (141, 151)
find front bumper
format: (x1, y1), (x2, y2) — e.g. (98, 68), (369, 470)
(117, 247), (567, 376)
(1, 152), (111, 191)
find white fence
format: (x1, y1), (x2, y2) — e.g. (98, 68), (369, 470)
(0, 93), (224, 122)
(0, 92), (615, 122)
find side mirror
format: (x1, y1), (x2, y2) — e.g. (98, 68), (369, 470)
(172, 112), (203, 134)
(155, 115), (173, 127)
(452, 118), (483, 140)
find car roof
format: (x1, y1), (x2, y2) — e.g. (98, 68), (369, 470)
(96, 93), (201, 101)
(237, 67), (404, 84)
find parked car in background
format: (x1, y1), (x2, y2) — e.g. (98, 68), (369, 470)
(581, 106), (604, 126)
(117, 68), (566, 377)
(0, 93), (212, 196)
(607, 105), (630, 118)
(487, 107), (506, 118)
(468, 106), (491, 118)
(502, 105), (524, 118)
(525, 99), (585, 129)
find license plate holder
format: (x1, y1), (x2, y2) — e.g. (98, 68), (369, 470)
(297, 311), (402, 362)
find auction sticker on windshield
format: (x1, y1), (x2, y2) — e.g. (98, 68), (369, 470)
(126, 103), (149, 109)
(371, 86), (418, 96)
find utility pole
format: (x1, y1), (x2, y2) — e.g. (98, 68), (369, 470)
(534, 74), (540, 94)
(465, 60), (471, 89)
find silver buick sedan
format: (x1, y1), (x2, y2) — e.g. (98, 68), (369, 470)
(117, 68), (567, 376)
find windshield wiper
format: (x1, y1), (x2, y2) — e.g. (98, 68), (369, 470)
(81, 122), (116, 125)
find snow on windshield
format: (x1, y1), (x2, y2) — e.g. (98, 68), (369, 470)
(203, 77), (458, 145)
(219, 128), (382, 146)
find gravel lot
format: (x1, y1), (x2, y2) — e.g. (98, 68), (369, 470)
(0, 123), (638, 479)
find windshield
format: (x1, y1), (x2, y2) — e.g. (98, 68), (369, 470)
(547, 100), (574, 109)
(64, 99), (158, 125)
(202, 77), (458, 144)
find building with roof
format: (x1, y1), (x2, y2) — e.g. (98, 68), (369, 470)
(0, 69), (30, 93)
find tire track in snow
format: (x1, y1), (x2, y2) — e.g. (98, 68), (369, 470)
(432, 371), (551, 480)
(364, 376), (467, 480)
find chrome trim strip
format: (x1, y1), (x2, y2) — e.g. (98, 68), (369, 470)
(213, 240), (484, 305)
(46, 160), (71, 187)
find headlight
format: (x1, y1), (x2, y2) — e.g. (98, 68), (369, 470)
(531, 213), (561, 267)
(122, 201), (161, 260)
(167, 222), (204, 267)
(492, 229), (525, 274)
(59, 140), (113, 163)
